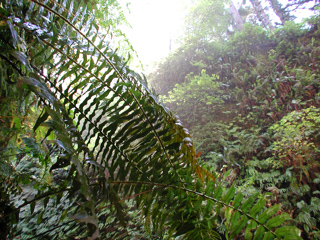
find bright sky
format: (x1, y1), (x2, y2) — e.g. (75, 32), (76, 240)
(121, 0), (314, 72)
(121, 0), (187, 72)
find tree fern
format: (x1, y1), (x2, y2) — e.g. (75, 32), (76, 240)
(0, 0), (303, 239)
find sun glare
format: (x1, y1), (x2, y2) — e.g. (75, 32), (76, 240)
(122, 0), (314, 72)
(122, 0), (186, 71)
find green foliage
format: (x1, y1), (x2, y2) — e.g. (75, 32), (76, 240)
(268, 107), (320, 172)
(149, 40), (222, 96)
(0, 0), (307, 239)
(262, 107), (320, 236)
(274, 21), (307, 58)
(230, 24), (270, 54)
(183, 0), (232, 42)
(150, 5), (320, 239)
(164, 69), (223, 116)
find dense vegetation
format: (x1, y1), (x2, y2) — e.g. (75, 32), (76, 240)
(149, 0), (320, 239)
(0, 0), (317, 239)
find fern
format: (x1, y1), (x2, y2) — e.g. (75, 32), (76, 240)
(0, 0), (303, 239)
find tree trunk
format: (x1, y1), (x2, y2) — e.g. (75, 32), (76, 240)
(229, 0), (244, 31)
(249, 0), (275, 32)
(267, 0), (290, 25)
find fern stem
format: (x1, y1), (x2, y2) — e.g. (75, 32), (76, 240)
(95, 186), (167, 212)
(30, 0), (185, 183)
(30, 62), (148, 180)
(110, 180), (277, 238)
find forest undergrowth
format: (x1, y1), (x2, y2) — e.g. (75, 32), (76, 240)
(150, 14), (320, 239)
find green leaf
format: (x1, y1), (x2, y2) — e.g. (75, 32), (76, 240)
(245, 220), (258, 240)
(70, 212), (98, 227)
(266, 212), (292, 229)
(258, 204), (281, 224)
(223, 183), (236, 204)
(30, 202), (35, 214)
(232, 192), (243, 209)
(43, 107), (66, 134)
(55, 135), (75, 154)
(230, 211), (241, 229)
(12, 116), (21, 129)
(263, 232), (275, 240)
(7, 20), (19, 47)
(33, 110), (49, 131)
(250, 197), (266, 218)
(275, 226), (302, 238)
(241, 192), (259, 213)
(230, 216), (248, 238)
(213, 186), (223, 199)
(253, 225), (265, 240)
(165, 142), (181, 150)
(56, 192), (63, 206)
(129, 88), (142, 98)
(11, 51), (32, 71)
(37, 211), (44, 224)
(43, 197), (49, 208)
(283, 236), (302, 240)
(50, 155), (71, 171)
